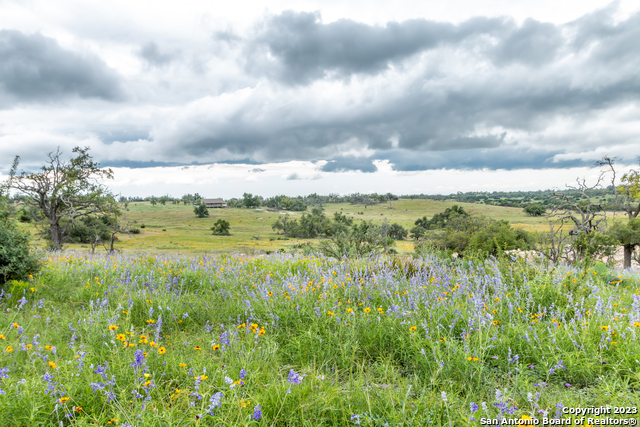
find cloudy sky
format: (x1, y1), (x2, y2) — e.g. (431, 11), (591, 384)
(1, 0), (639, 197)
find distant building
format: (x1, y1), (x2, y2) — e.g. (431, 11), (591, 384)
(202, 198), (227, 208)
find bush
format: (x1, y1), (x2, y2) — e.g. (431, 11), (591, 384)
(318, 221), (395, 258)
(0, 209), (41, 285)
(130, 228), (141, 234)
(467, 220), (531, 256)
(194, 203), (209, 218)
(17, 209), (32, 223)
(524, 204), (546, 216)
(211, 219), (231, 235)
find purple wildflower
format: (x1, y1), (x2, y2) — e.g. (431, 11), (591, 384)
(130, 350), (145, 370)
(252, 404), (262, 420)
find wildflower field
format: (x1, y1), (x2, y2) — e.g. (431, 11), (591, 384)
(1, 251), (640, 426)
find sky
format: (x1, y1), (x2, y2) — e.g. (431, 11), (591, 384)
(1, 0), (639, 198)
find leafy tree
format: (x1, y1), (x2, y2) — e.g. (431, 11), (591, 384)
(609, 219), (640, 268)
(0, 186), (41, 285)
(243, 193), (261, 208)
(272, 215), (300, 236)
(264, 195), (307, 211)
(388, 223), (408, 240)
(523, 204), (546, 216)
(411, 205), (470, 239)
(8, 147), (118, 249)
(598, 157), (640, 267)
(211, 219), (231, 235)
(194, 203), (209, 218)
(409, 225), (427, 240)
(150, 196), (157, 206)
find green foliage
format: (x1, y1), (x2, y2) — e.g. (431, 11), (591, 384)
(8, 147), (118, 249)
(0, 200), (41, 285)
(523, 204), (546, 216)
(572, 231), (617, 262)
(411, 205), (470, 240)
(193, 203), (209, 218)
(467, 220), (532, 256)
(16, 209), (32, 223)
(242, 193), (262, 208)
(318, 221), (394, 258)
(272, 207), (333, 238)
(264, 195), (307, 211)
(387, 223), (407, 240)
(211, 219), (231, 235)
(66, 215), (115, 243)
(4, 252), (640, 425)
(609, 218), (640, 247)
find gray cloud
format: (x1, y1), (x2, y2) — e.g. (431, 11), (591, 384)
(246, 11), (509, 84)
(0, 30), (123, 103)
(3, 5), (639, 176)
(138, 42), (178, 67)
(490, 18), (563, 66)
(321, 158), (377, 173)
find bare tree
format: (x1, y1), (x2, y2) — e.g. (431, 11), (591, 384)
(541, 166), (611, 264)
(8, 147), (118, 249)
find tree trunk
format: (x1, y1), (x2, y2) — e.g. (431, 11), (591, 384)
(623, 244), (633, 269)
(49, 222), (64, 249)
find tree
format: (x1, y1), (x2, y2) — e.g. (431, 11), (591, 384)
(523, 204), (546, 216)
(194, 203), (209, 218)
(597, 157), (640, 268)
(211, 219), (231, 235)
(8, 147), (118, 249)
(242, 193), (261, 208)
(609, 219), (640, 268)
(388, 223), (408, 240)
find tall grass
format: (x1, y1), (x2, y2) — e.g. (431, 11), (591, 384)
(0, 251), (639, 426)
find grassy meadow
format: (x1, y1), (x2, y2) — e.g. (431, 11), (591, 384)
(3, 200), (640, 426)
(1, 250), (640, 426)
(23, 200), (557, 255)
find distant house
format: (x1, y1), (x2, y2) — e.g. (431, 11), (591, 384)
(202, 198), (227, 208)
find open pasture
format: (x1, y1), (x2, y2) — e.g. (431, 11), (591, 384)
(25, 200), (556, 254)
(1, 251), (639, 426)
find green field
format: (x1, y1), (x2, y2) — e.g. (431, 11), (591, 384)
(22, 199), (566, 255)
(1, 248), (639, 426)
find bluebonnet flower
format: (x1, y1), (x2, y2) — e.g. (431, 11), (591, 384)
(253, 404), (262, 420)
(470, 402), (478, 412)
(287, 369), (305, 385)
(205, 392), (223, 415)
(130, 350), (145, 370)
(441, 391), (448, 402)
(239, 368), (246, 380)
(17, 296), (28, 310)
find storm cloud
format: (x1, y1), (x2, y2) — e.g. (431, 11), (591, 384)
(0, 30), (123, 104)
(1, 1), (639, 182)
(246, 11), (510, 83)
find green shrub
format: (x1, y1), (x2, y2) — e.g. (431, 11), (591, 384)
(524, 204), (546, 216)
(211, 219), (231, 235)
(193, 203), (209, 218)
(0, 210), (41, 285)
